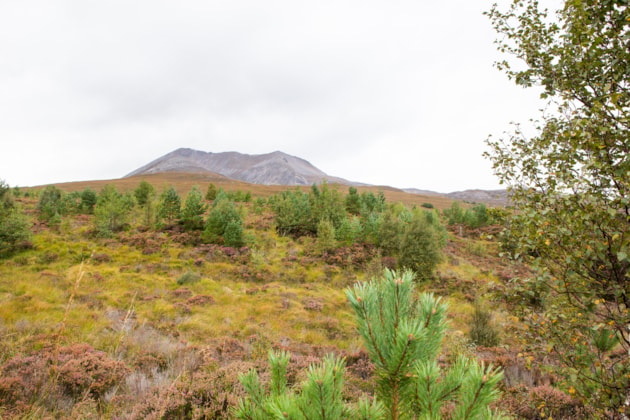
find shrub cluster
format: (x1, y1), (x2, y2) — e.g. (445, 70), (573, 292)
(0, 343), (128, 416)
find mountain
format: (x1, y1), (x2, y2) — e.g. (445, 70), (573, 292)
(446, 189), (509, 206)
(403, 188), (509, 206)
(125, 148), (356, 186)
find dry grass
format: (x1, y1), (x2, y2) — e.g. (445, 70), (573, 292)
(0, 179), (530, 418)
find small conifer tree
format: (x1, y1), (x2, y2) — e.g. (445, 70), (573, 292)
(157, 186), (181, 226)
(37, 185), (65, 226)
(346, 269), (505, 420)
(181, 187), (207, 231)
(203, 200), (242, 245)
(134, 180), (155, 207)
(79, 188), (98, 214)
(398, 214), (444, 279)
(223, 219), (244, 247)
(205, 183), (218, 201)
(346, 186), (362, 215)
(316, 218), (336, 255)
(235, 351), (384, 419)
(237, 270), (505, 420)
(0, 180), (31, 257)
(94, 185), (135, 236)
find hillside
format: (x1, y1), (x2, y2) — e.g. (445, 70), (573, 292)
(0, 178), (583, 419)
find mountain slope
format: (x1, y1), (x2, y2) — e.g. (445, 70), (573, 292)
(125, 148), (355, 186)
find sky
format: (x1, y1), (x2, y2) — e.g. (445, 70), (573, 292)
(0, 1), (546, 193)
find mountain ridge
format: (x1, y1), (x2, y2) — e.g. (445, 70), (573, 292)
(125, 148), (508, 205)
(125, 148), (358, 186)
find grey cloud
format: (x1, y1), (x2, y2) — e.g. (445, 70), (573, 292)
(0, 0), (547, 191)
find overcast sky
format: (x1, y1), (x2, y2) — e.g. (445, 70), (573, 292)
(0, 0), (545, 193)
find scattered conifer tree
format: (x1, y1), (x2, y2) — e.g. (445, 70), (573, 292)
(235, 351), (384, 420)
(310, 182), (346, 229)
(238, 270), (505, 420)
(223, 219), (244, 247)
(271, 189), (314, 237)
(0, 180), (31, 257)
(205, 183), (218, 201)
(203, 200), (242, 245)
(79, 188), (98, 214)
(37, 185), (65, 226)
(316, 218), (337, 255)
(157, 186), (181, 226)
(346, 186), (362, 215)
(134, 180), (155, 208)
(398, 213), (444, 279)
(346, 269), (505, 419)
(181, 187), (207, 231)
(93, 185), (135, 236)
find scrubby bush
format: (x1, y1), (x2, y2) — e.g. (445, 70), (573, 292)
(336, 215), (363, 246)
(177, 271), (201, 285)
(0, 344), (128, 415)
(469, 302), (501, 347)
(310, 182), (346, 229)
(0, 209), (31, 257)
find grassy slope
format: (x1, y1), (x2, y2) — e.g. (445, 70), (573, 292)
(0, 176), (531, 418)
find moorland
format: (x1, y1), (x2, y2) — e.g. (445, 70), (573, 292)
(0, 174), (587, 418)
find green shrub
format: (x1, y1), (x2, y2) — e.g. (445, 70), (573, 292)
(270, 189), (314, 236)
(469, 303), (500, 347)
(177, 271), (201, 285)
